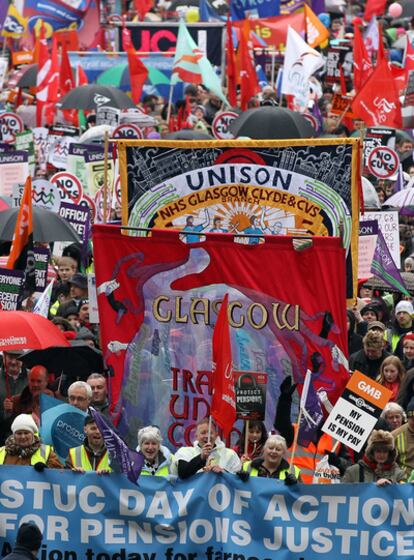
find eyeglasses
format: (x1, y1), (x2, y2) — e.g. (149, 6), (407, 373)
(69, 395), (87, 402)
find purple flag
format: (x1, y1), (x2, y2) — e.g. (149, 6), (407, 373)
(297, 370), (324, 447)
(311, 0), (326, 15)
(90, 408), (144, 484)
(310, 101), (323, 135)
(393, 164), (403, 193)
(371, 229), (410, 296)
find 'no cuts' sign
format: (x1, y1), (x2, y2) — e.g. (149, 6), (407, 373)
(212, 111), (238, 140)
(367, 146), (399, 179)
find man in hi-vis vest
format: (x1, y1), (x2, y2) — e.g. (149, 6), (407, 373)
(66, 415), (111, 473)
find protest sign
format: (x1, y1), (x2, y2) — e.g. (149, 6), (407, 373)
(96, 106), (120, 127)
(84, 149), (114, 195)
(15, 130), (35, 177)
(0, 111), (23, 144)
(66, 143), (99, 190)
(0, 151), (28, 196)
(367, 146), (399, 179)
(322, 370), (392, 452)
(2, 467), (414, 559)
(113, 123), (143, 140)
(0, 57), (8, 89)
(234, 371), (267, 421)
(51, 171), (84, 205)
(330, 94), (355, 118)
(325, 45), (353, 85)
(358, 220), (379, 279)
(0, 269), (24, 310)
(32, 127), (49, 174)
(34, 247), (50, 292)
(363, 127), (397, 169)
(212, 111), (238, 140)
(59, 202), (90, 244)
(87, 274), (99, 324)
(360, 210), (400, 268)
(32, 179), (61, 212)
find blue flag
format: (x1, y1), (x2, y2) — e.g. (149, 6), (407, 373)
(90, 408), (144, 484)
(230, 0), (280, 20)
(40, 394), (86, 461)
(199, 0), (226, 21)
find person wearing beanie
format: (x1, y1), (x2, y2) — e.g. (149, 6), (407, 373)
(3, 522), (43, 560)
(342, 429), (404, 484)
(349, 330), (390, 380)
(385, 300), (414, 359)
(0, 414), (62, 469)
(393, 396), (414, 480)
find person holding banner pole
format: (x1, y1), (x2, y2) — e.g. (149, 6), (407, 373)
(173, 418), (241, 479)
(242, 435), (302, 482)
(233, 420), (268, 462)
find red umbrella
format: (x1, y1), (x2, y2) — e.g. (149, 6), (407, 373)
(0, 311), (70, 351)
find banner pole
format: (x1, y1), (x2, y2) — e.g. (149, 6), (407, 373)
(166, 84), (174, 126)
(244, 419), (250, 456)
(103, 130), (109, 223)
(289, 408), (303, 473)
(207, 415), (212, 444)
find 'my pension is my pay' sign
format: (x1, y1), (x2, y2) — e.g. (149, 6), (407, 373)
(322, 371), (392, 452)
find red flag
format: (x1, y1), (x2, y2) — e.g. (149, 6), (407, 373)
(353, 25), (372, 92)
(6, 176), (36, 301)
(35, 23), (49, 126)
(122, 26), (133, 51)
(127, 48), (148, 104)
(377, 22), (386, 62)
(226, 16), (237, 108)
(237, 19), (260, 111)
(364, 0), (387, 21)
(210, 294), (236, 439)
(133, 0), (153, 21)
(60, 42), (75, 96)
(405, 38), (414, 73)
(76, 64), (88, 86)
(351, 57), (402, 128)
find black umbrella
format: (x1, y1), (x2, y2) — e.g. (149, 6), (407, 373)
(16, 64), (38, 88)
(165, 129), (213, 140)
(58, 85), (136, 110)
(0, 207), (80, 242)
(230, 107), (315, 140)
(363, 273), (414, 296)
(20, 341), (104, 380)
(396, 1), (414, 17)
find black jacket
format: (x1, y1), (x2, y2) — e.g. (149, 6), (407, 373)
(3, 546), (37, 560)
(349, 348), (391, 379)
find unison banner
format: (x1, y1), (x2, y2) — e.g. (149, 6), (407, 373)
(93, 226), (348, 448)
(1, 467), (414, 560)
(118, 139), (360, 299)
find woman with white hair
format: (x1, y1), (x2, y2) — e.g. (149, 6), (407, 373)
(242, 435), (301, 482)
(381, 402), (406, 431)
(137, 426), (173, 476)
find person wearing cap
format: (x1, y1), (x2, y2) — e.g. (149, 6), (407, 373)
(3, 522), (43, 560)
(56, 274), (88, 319)
(136, 426), (173, 476)
(349, 331), (390, 380)
(66, 415), (111, 473)
(393, 397), (414, 480)
(342, 430), (404, 485)
(385, 300), (414, 359)
(0, 414), (62, 468)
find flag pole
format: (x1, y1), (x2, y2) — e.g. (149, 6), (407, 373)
(166, 83), (174, 126)
(207, 415), (213, 444)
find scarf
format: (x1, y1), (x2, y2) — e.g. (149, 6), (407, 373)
(5, 434), (41, 458)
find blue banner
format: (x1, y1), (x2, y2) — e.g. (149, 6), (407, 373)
(231, 0), (280, 20)
(0, 466), (413, 559)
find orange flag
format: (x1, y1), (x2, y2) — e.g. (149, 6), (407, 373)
(7, 176), (36, 299)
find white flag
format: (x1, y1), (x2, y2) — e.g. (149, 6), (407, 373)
(33, 279), (54, 317)
(281, 27), (324, 111)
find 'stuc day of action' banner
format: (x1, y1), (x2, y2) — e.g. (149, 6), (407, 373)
(93, 226), (349, 448)
(118, 139), (360, 299)
(2, 467), (414, 560)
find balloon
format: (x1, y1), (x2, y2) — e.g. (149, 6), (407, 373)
(186, 7), (199, 22)
(388, 3), (403, 18)
(318, 12), (331, 27)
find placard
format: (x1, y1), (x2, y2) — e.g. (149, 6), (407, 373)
(358, 220), (379, 279)
(360, 210), (400, 268)
(367, 146), (399, 179)
(234, 371), (267, 421)
(322, 370), (392, 452)
(0, 269), (24, 310)
(0, 151), (29, 196)
(212, 111), (238, 140)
